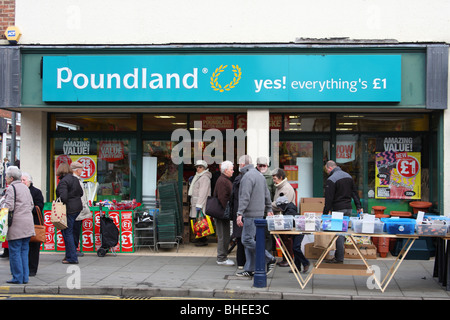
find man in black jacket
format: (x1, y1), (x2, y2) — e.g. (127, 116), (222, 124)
(323, 160), (363, 263)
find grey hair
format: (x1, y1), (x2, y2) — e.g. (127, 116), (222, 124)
(238, 155), (252, 165)
(22, 172), (33, 183)
(6, 166), (22, 181)
(220, 160), (234, 173)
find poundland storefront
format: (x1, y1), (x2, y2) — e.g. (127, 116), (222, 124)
(14, 44), (448, 249)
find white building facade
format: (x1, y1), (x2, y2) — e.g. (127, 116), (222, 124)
(2, 0), (449, 216)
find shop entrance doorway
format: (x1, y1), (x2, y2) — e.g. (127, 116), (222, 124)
(277, 139), (330, 208)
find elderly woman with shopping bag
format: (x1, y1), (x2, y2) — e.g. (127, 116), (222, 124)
(4, 166), (35, 284)
(189, 160), (212, 247)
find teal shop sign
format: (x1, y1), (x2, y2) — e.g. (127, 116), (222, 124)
(42, 55), (401, 102)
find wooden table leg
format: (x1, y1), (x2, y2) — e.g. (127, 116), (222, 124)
(272, 233), (314, 289)
(379, 237), (416, 292)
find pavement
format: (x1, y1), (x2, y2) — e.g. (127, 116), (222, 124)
(0, 246), (449, 300)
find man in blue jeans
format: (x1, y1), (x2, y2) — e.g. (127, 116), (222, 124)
(323, 160), (363, 263)
(236, 155), (276, 277)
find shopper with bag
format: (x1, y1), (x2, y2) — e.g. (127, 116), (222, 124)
(4, 166), (35, 284)
(189, 160), (212, 247)
(56, 162), (83, 264)
(21, 172), (44, 277)
(71, 161), (91, 258)
(213, 160), (235, 266)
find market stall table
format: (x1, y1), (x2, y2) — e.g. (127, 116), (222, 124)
(271, 230), (419, 292)
(433, 235), (450, 291)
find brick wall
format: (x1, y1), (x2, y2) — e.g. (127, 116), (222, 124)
(0, 0), (15, 40)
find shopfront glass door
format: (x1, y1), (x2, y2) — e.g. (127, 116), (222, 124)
(142, 141), (182, 207)
(278, 140), (330, 207)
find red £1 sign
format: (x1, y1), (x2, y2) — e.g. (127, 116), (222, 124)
(397, 155), (420, 178)
(77, 156), (96, 180)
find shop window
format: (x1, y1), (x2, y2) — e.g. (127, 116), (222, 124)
(336, 133), (428, 213)
(190, 114), (236, 131)
(278, 141), (314, 205)
(336, 114), (429, 132)
(142, 141), (183, 197)
(50, 137), (136, 202)
(236, 113), (330, 131)
(142, 140), (188, 210)
(335, 135), (363, 201)
(52, 114), (137, 131)
(143, 114), (188, 131)
(283, 114), (330, 132)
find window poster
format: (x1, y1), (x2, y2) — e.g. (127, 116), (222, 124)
(54, 154), (98, 198)
(336, 141), (356, 164)
(375, 151), (421, 200)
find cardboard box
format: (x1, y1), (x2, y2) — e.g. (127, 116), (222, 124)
(313, 234), (336, 250)
(300, 197), (325, 215)
(344, 244), (377, 259)
(304, 243), (333, 260)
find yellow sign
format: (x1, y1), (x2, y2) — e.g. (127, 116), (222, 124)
(375, 151), (421, 200)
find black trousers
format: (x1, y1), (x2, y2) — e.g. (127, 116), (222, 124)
(28, 242), (41, 275)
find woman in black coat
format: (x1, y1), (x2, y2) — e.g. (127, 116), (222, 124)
(231, 173), (246, 269)
(22, 173), (44, 276)
(55, 162), (83, 264)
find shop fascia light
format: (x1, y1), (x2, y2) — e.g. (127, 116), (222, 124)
(155, 115), (176, 119)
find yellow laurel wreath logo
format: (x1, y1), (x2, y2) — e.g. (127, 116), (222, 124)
(210, 65), (242, 92)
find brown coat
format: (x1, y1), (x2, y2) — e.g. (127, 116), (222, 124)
(214, 173), (232, 209)
(5, 180), (35, 241)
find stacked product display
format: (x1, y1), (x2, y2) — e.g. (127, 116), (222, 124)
(267, 212), (449, 236)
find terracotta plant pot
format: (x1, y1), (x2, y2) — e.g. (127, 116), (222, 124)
(409, 201), (432, 214)
(390, 211), (412, 218)
(372, 206), (387, 216)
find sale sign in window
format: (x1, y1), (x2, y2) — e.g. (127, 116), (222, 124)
(375, 151), (421, 200)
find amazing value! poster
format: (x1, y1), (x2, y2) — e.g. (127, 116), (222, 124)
(375, 151), (421, 200)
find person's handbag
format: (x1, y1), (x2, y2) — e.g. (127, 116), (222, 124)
(51, 197), (67, 230)
(30, 206), (45, 243)
(205, 196), (231, 220)
(191, 209), (215, 239)
(0, 207), (9, 242)
(223, 201), (232, 220)
(76, 204), (91, 221)
(205, 196), (225, 219)
(7, 185), (16, 227)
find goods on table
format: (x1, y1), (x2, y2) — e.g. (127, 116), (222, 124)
(267, 215), (294, 231)
(350, 217), (384, 234)
(322, 215), (349, 232)
(381, 218), (416, 235)
(97, 199), (142, 210)
(294, 214), (321, 231)
(416, 216), (448, 236)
